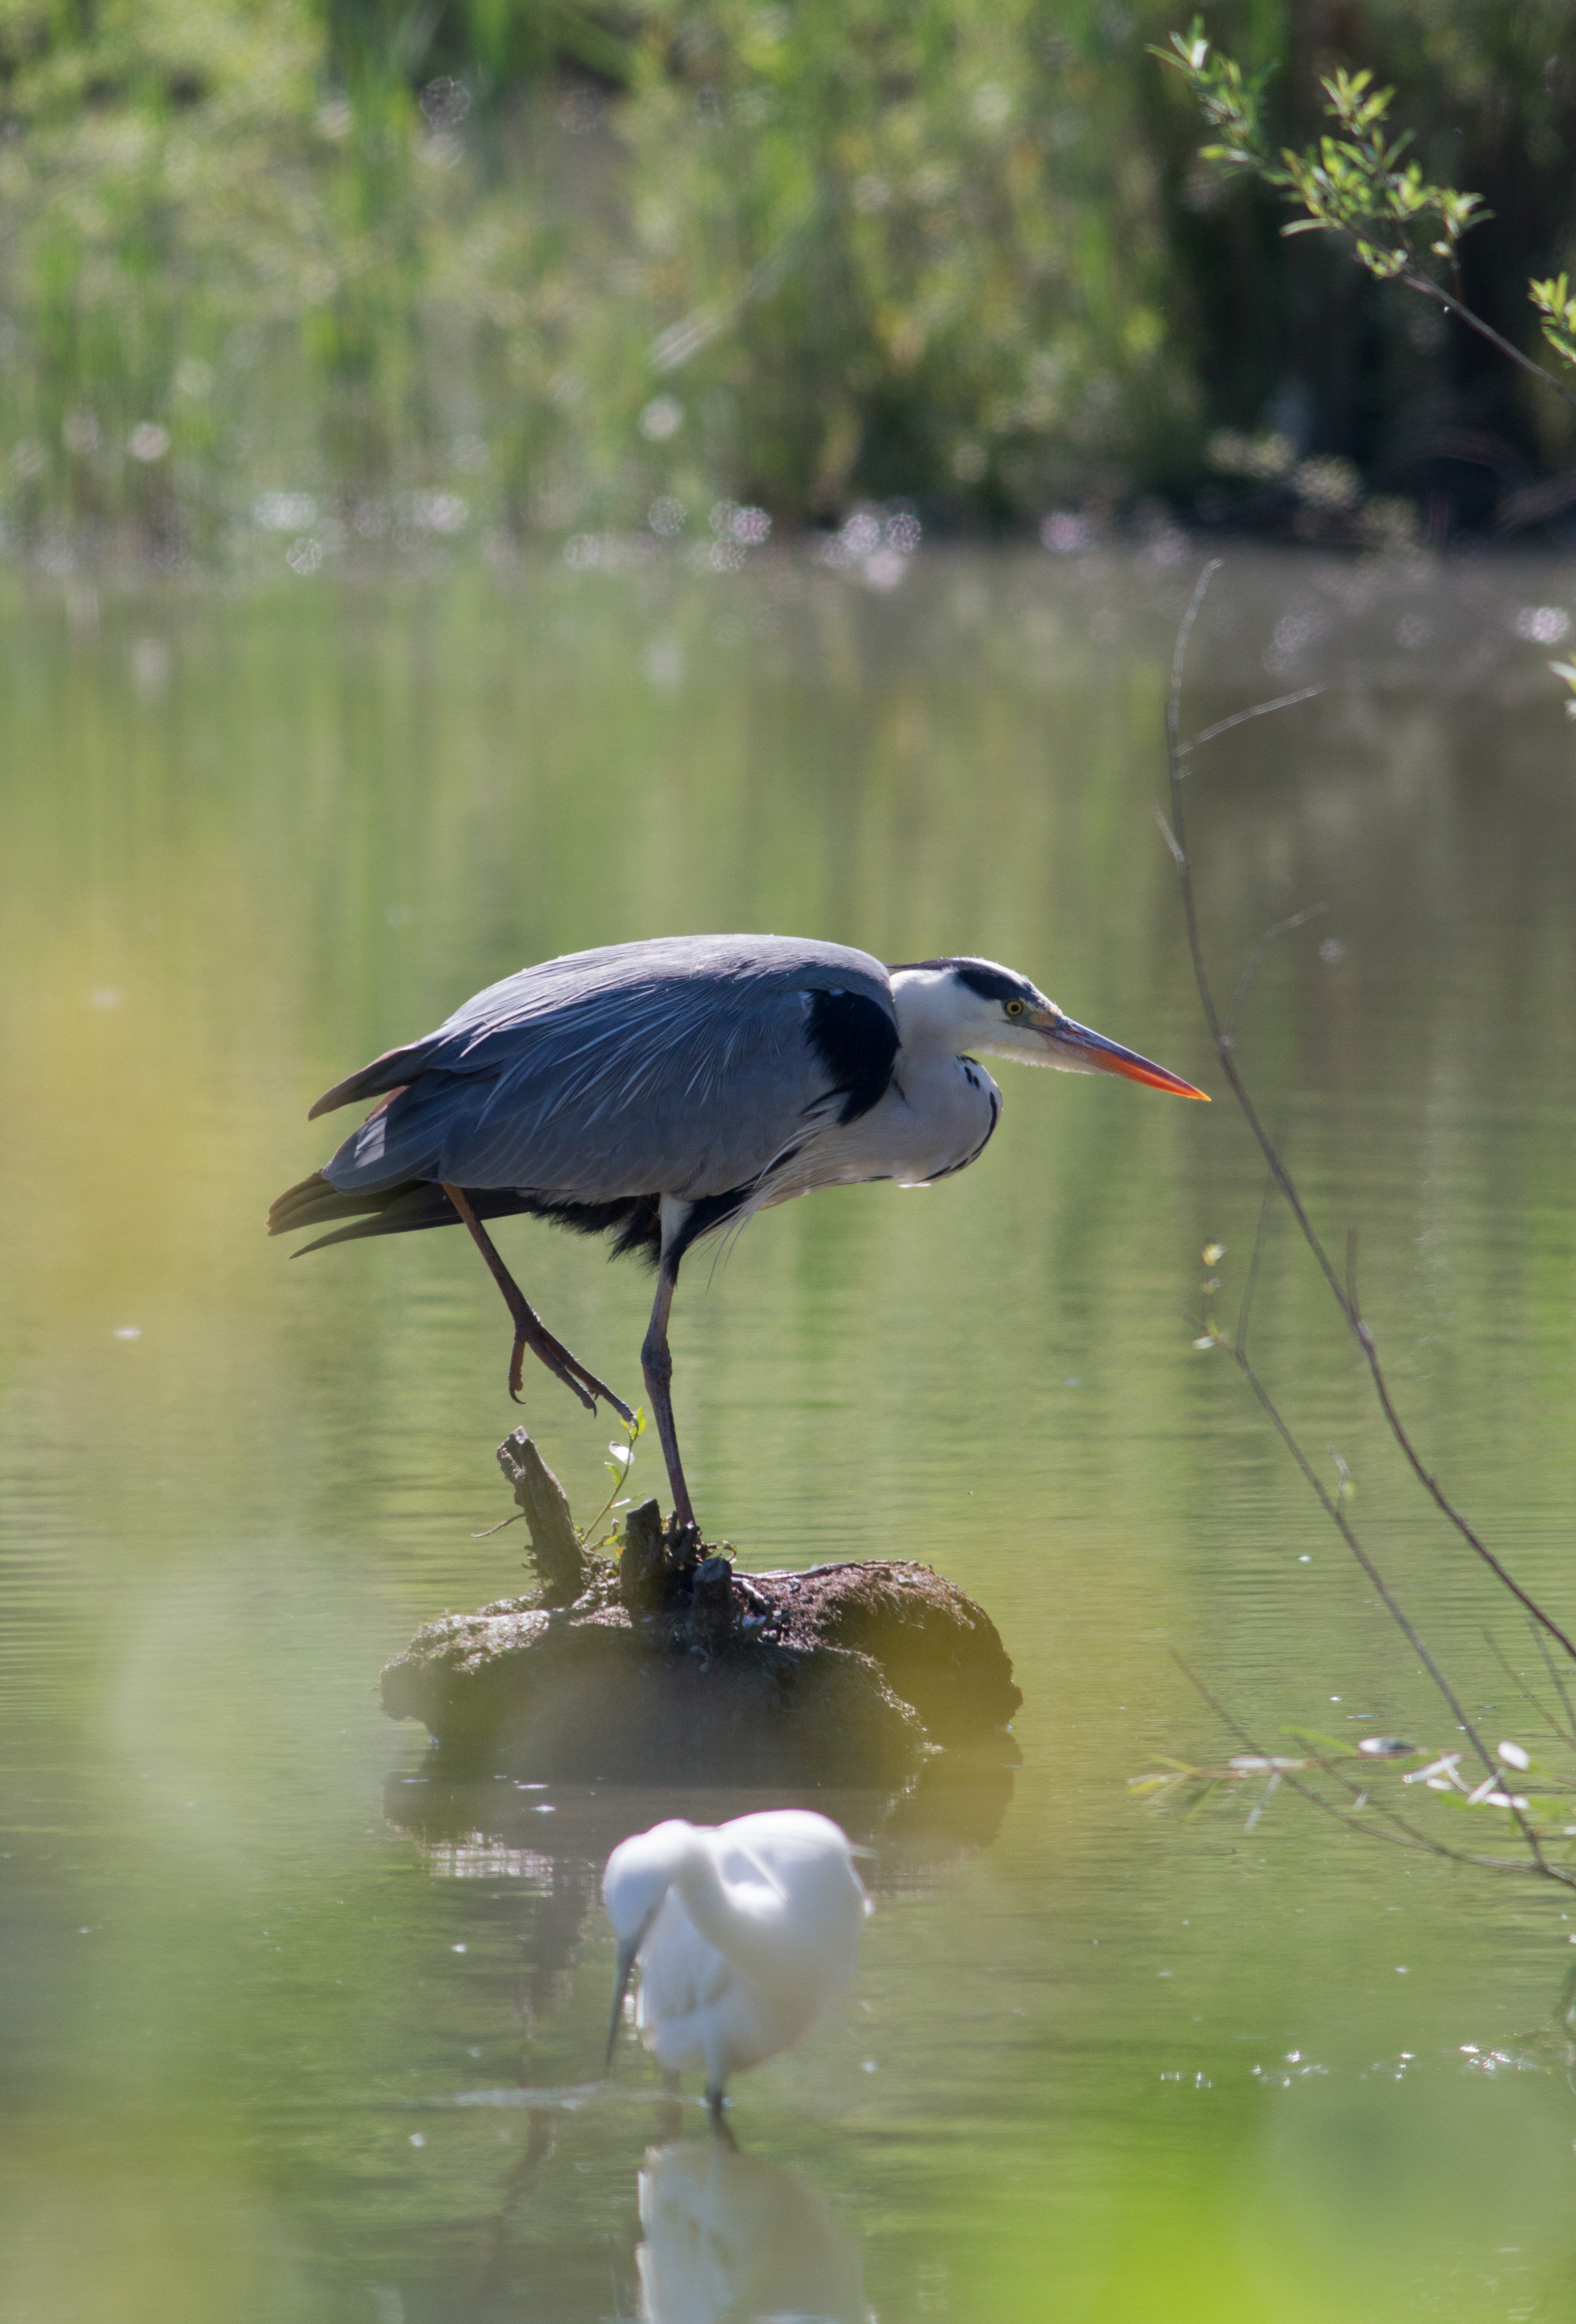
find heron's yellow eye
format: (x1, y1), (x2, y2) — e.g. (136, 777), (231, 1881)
(1004, 998), (1025, 1017)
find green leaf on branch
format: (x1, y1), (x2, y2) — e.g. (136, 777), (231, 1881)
(1156, 25), (1487, 284)
(1530, 274), (1576, 373)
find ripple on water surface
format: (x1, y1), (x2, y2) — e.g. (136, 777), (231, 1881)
(3, 548), (1576, 2323)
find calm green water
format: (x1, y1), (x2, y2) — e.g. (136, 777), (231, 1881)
(6, 545), (1576, 2323)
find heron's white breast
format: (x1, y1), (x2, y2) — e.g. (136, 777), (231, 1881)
(780, 1047), (1001, 1196)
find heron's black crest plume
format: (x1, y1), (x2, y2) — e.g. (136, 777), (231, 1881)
(888, 957), (1045, 1008)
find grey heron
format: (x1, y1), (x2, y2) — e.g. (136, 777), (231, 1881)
(602, 1809), (870, 2117)
(268, 934), (1205, 1533)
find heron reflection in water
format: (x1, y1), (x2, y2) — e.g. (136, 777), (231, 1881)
(270, 934), (1206, 1534)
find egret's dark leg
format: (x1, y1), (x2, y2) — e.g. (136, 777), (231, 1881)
(442, 1183), (633, 1420)
(641, 1261), (696, 1536)
(705, 2087), (737, 2148)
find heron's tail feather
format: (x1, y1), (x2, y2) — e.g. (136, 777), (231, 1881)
(266, 1173), (664, 1261)
(306, 1038), (440, 1121)
(266, 1172), (532, 1254)
(267, 1171), (441, 1250)
(266, 1171), (346, 1236)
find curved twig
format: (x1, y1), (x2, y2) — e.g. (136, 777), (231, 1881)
(1163, 563), (1576, 1888)
(1170, 1654), (1545, 1875)
(1166, 565), (1576, 1668)
(1401, 271), (1576, 420)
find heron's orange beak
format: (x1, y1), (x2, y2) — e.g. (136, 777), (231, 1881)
(1033, 1010), (1209, 1099)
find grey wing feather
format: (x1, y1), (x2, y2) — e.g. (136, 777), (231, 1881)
(317, 935), (895, 1205)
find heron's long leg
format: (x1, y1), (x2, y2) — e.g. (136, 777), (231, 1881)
(641, 1261), (697, 1535)
(442, 1184), (634, 1421)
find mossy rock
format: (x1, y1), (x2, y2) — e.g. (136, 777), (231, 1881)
(382, 1434), (1022, 1784)
(382, 1558), (1020, 1785)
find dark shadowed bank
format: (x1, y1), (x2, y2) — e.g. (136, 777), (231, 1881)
(7, 0), (1576, 564)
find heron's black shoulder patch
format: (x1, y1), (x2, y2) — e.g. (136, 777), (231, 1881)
(806, 987), (898, 1124)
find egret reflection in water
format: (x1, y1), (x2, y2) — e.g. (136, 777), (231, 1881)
(636, 2138), (865, 2324)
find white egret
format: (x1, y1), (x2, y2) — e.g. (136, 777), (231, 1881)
(603, 1809), (871, 2116)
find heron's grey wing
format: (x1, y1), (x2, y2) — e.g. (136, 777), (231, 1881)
(316, 935), (897, 1204)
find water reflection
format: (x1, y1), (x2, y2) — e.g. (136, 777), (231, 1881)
(384, 1768), (1016, 2069)
(386, 1766), (1015, 1907)
(11, 550), (1576, 2321)
(636, 2137), (864, 2324)
(444, 2110), (866, 2324)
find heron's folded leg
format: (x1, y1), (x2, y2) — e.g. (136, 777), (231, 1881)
(641, 1262), (697, 1537)
(442, 1184), (634, 1421)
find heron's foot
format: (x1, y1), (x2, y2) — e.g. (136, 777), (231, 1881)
(442, 1182), (633, 1422)
(508, 1326), (592, 1413)
(506, 1323), (634, 1423)
(666, 1515), (702, 1564)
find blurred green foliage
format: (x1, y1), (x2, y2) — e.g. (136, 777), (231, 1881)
(0, 0), (1573, 556)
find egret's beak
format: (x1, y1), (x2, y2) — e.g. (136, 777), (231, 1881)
(605, 1934), (644, 2073)
(1033, 1009), (1209, 1099)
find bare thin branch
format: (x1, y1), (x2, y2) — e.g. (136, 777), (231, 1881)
(1534, 1617), (1576, 1751)
(1152, 803), (1185, 868)
(1225, 902), (1329, 1040)
(1167, 559), (1222, 757)
(1403, 270), (1576, 418)
(1213, 1328), (1494, 1777)
(1169, 1653), (1538, 1872)
(1160, 568), (1576, 1888)
(1484, 1630), (1576, 1752)
(1164, 587), (1576, 1668)
(1178, 686), (1325, 758)
(1235, 1163), (1276, 1357)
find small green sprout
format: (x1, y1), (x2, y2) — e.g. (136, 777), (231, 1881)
(1530, 272), (1576, 370)
(579, 1406), (649, 1552)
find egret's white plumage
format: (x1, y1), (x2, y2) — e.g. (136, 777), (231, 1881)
(603, 1810), (870, 2109)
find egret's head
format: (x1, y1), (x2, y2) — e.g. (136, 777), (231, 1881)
(888, 957), (1208, 1099)
(602, 1819), (698, 2070)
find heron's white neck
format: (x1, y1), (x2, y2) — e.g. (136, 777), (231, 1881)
(889, 967), (990, 1057)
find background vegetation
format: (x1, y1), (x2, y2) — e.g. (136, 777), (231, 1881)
(3, 0), (1576, 558)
